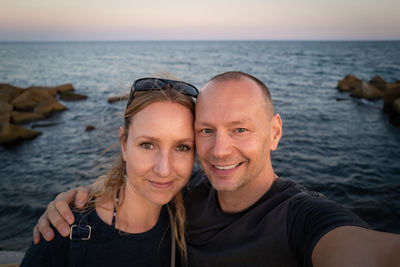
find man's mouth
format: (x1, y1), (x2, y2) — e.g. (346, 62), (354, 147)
(213, 162), (243, 170)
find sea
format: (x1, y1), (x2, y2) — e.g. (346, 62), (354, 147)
(0, 41), (399, 252)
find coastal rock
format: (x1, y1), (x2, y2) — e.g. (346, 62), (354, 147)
(0, 100), (12, 123)
(386, 82), (400, 90)
(0, 122), (41, 145)
(337, 74), (362, 92)
(108, 94), (129, 103)
(59, 91), (87, 101)
(55, 83), (75, 93)
(369, 76), (387, 91)
(350, 82), (383, 100)
(27, 86), (58, 97)
(31, 122), (59, 128)
(34, 98), (67, 116)
(85, 125), (95, 131)
(11, 90), (52, 111)
(393, 99), (400, 115)
(12, 111), (44, 124)
(0, 83), (23, 102)
(0, 250), (24, 266)
(383, 85), (400, 109)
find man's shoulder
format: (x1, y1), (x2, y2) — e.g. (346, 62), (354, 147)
(267, 177), (324, 201)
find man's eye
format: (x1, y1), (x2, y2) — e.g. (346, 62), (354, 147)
(201, 129), (214, 134)
(140, 143), (154, 149)
(236, 128), (247, 133)
(176, 145), (191, 152)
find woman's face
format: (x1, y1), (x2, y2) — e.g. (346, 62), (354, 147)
(121, 101), (195, 206)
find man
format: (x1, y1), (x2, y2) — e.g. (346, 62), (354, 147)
(35, 72), (400, 266)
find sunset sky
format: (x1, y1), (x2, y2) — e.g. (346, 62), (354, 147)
(0, 0), (399, 41)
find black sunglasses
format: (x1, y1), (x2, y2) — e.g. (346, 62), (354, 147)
(127, 78), (199, 107)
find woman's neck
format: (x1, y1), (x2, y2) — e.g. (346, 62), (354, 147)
(96, 185), (162, 234)
(116, 185), (162, 233)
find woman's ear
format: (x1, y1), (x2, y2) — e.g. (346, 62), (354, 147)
(120, 126), (127, 161)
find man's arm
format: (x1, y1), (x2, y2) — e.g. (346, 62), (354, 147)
(33, 186), (90, 244)
(312, 226), (400, 267)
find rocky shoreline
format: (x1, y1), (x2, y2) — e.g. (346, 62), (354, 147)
(337, 74), (400, 125)
(0, 83), (88, 146)
(0, 250), (24, 266)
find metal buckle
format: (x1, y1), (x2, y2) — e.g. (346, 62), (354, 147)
(69, 224), (92, 240)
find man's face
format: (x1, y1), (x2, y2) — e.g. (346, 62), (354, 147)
(194, 78), (282, 193)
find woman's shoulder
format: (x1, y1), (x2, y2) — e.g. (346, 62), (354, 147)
(93, 195), (114, 226)
(20, 224), (70, 266)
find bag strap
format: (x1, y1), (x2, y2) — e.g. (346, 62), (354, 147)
(167, 205), (176, 267)
(67, 211), (92, 267)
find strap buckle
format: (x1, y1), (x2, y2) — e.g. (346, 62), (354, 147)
(69, 224), (92, 240)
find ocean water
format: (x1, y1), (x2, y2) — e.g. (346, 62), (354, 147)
(0, 41), (399, 251)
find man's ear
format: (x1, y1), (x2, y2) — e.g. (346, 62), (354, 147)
(270, 113), (282, 151)
(120, 126), (127, 161)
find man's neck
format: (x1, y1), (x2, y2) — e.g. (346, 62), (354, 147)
(217, 173), (278, 213)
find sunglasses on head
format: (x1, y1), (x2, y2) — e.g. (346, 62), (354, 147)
(126, 78), (199, 107)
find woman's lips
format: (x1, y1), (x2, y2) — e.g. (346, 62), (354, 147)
(148, 181), (174, 189)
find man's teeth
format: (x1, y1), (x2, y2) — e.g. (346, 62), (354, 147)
(214, 163), (240, 170)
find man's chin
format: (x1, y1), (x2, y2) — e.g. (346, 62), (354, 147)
(208, 177), (240, 192)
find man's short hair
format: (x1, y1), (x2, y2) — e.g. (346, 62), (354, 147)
(207, 71), (274, 114)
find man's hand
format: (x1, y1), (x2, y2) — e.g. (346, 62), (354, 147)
(33, 186), (90, 244)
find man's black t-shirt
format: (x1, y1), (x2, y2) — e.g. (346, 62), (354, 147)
(184, 171), (369, 267)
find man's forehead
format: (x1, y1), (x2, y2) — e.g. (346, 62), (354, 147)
(200, 78), (258, 98)
(198, 79), (263, 108)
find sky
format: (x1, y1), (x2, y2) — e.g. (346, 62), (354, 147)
(0, 0), (399, 41)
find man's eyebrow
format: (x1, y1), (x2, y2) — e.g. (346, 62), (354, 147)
(228, 119), (248, 126)
(195, 119), (252, 127)
(194, 121), (213, 127)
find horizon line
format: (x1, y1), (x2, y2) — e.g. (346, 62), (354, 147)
(1, 39), (400, 43)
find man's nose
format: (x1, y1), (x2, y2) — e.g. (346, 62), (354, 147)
(153, 152), (171, 177)
(211, 132), (233, 159)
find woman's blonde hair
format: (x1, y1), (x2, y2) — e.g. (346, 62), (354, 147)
(87, 82), (195, 260)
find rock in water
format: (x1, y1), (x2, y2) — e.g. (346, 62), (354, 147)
(393, 99), (400, 115)
(55, 83), (75, 93)
(85, 125), (95, 131)
(108, 94), (129, 103)
(34, 98), (67, 116)
(0, 122), (41, 145)
(350, 82), (383, 100)
(337, 74), (362, 92)
(27, 86), (59, 97)
(11, 111), (44, 124)
(0, 100), (12, 123)
(383, 84), (400, 109)
(0, 83), (23, 102)
(368, 76), (387, 91)
(11, 90), (52, 111)
(59, 91), (88, 101)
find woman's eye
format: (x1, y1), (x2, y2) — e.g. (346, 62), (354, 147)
(176, 145), (191, 152)
(140, 143), (154, 149)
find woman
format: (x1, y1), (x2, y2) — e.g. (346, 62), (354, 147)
(21, 77), (199, 267)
